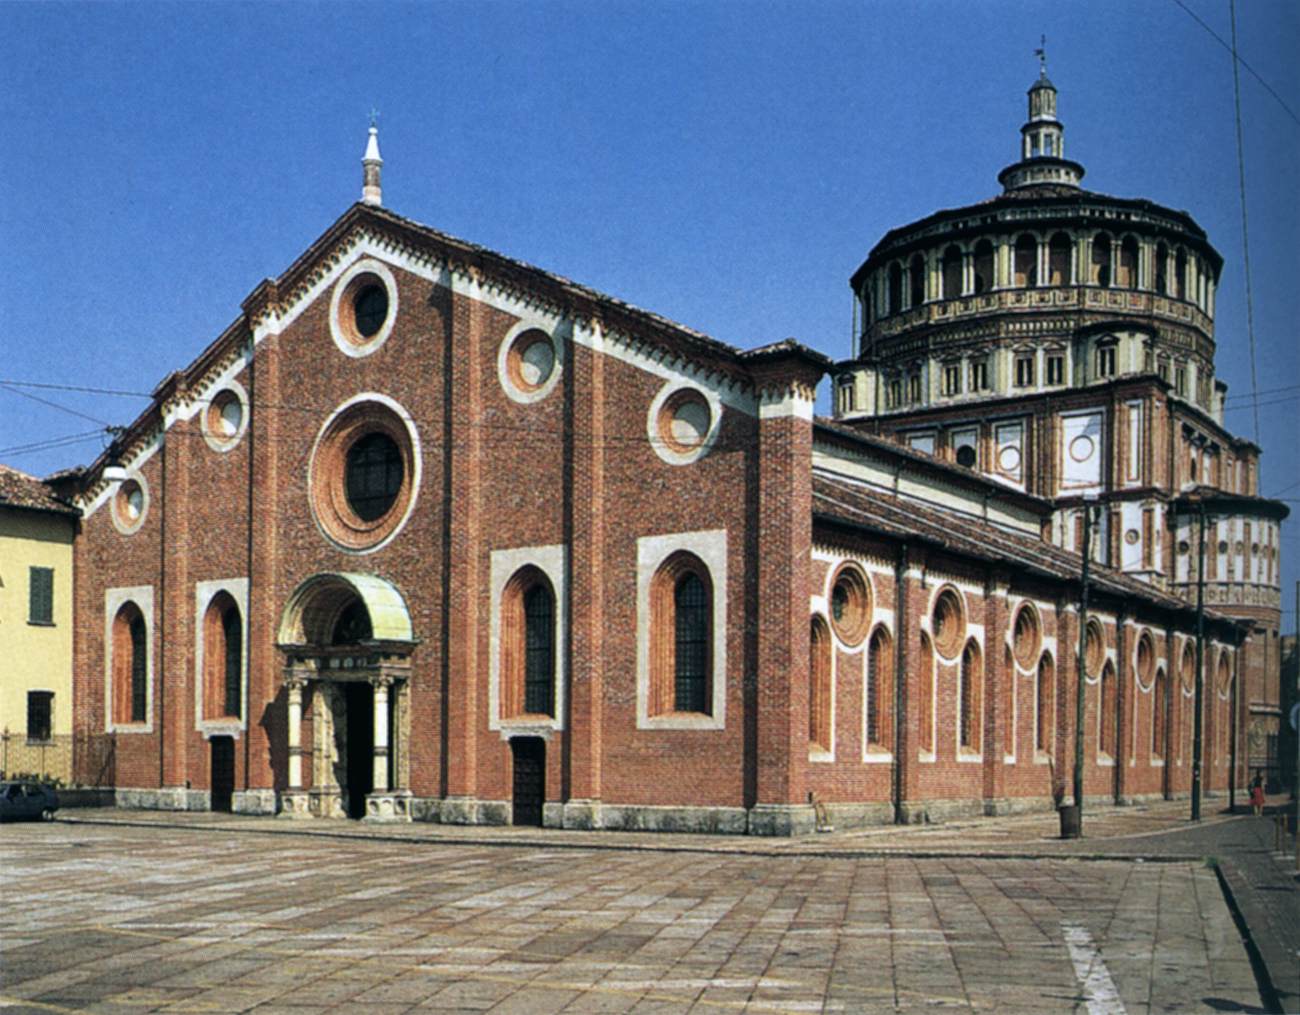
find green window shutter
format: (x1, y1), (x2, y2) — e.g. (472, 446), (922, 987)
(28, 567), (54, 625)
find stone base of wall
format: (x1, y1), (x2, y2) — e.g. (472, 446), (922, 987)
(1116, 792), (1168, 806)
(984, 796), (1055, 817)
(601, 803), (751, 835)
(410, 796), (510, 826)
(747, 803), (817, 837)
(57, 788), (116, 809)
(115, 787), (209, 811)
(233, 789), (278, 815)
(820, 801), (895, 829)
(897, 797), (985, 825)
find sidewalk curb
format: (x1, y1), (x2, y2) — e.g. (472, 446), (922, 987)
(54, 812), (1213, 864)
(1213, 860), (1284, 1015)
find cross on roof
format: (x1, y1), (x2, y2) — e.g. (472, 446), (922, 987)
(1035, 35), (1047, 77)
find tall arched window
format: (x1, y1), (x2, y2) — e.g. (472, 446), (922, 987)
(1003, 646), (1016, 755)
(942, 245), (963, 299)
(501, 567), (557, 718)
(960, 640), (982, 752)
(1100, 661), (1117, 757)
(867, 627), (893, 750)
(1153, 667), (1167, 757)
(887, 262), (903, 316)
(809, 617), (832, 752)
(1091, 234), (1112, 287)
(1175, 249), (1188, 299)
(1014, 234), (1037, 287)
(1119, 236), (1139, 288)
(909, 254), (926, 307)
(918, 633), (934, 754)
(1036, 654), (1055, 754)
(649, 552), (714, 717)
(202, 593), (242, 720)
(973, 240), (994, 295)
(112, 602), (148, 725)
(524, 584), (555, 715)
(1048, 232), (1071, 285)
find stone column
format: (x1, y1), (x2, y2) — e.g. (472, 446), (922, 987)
(280, 672), (311, 818)
(371, 675), (391, 794)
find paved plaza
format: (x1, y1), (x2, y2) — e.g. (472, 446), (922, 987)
(0, 814), (1273, 1014)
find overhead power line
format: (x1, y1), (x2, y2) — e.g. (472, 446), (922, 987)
(1229, 0), (1262, 445)
(1170, 0), (1300, 127)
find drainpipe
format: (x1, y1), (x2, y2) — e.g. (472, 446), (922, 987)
(893, 543), (909, 824)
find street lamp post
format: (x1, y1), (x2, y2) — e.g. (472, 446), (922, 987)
(1072, 498), (1098, 835)
(1192, 500), (1207, 821)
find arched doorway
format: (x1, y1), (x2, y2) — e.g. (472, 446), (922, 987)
(277, 573), (415, 822)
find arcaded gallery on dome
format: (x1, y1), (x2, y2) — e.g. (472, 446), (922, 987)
(55, 68), (1285, 834)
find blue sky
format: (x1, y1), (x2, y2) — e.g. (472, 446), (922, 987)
(2, 1), (1297, 628)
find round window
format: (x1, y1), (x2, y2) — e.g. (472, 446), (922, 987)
(353, 285), (389, 339)
(113, 477), (148, 534)
(932, 588), (965, 659)
(658, 390), (712, 453)
(828, 564), (872, 646)
(345, 432), (404, 521)
(330, 260), (398, 357)
(204, 388), (246, 450)
(506, 330), (556, 393)
(309, 397), (419, 552)
(955, 444), (977, 468)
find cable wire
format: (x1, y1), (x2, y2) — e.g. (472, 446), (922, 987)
(1229, 0), (1262, 444)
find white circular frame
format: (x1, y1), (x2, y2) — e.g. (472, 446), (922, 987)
(329, 258), (399, 359)
(111, 471), (150, 536)
(497, 319), (564, 404)
(647, 380), (723, 466)
(202, 378), (250, 453)
(306, 392), (423, 556)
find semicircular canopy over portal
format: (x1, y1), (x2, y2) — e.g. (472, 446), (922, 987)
(277, 572), (414, 646)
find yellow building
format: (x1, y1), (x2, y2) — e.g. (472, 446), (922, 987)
(0, 464), (78, 783)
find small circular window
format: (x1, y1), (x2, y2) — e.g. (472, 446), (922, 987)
(931, 588), (965, 659)
(203, 384), (248, 452)
(113, 476), (148, 534)
(1012, 604), (1041, 670)
(955, 444), (977, 468)
(659, 390), (711, 453)
(828, 563), (872, 646)
(309, 396), (420, 552)
(330, 259), (398, 357)
(507, 330), (556, 393)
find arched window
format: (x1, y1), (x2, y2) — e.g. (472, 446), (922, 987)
(909, 254), (926, 306)
(867, 627), (893, 749)
(1048, 232), (1071, 285)
(1036, 654), (1055, 754)
(973, 240), (994, 295)
(649, 553), (713, 716)
(887, 262), (903, 316)
(942, 245), (963, 299)
(112, 602), (148, 725)
(1175, 249), (1187, 300)
(1014, 234), (1037, 287)
(918, 633), (934, 754)
(1153, 667), (1167, 757)
(1100, 660), (1117, 757)
(1155, 243), (1169, 294)
(203, 593), (242, 721)
(809, 617), (832, 752)
(1091, 234), (1112, 287)
(1216, 653), (1232, 759)
(960, 640), (982, 752)
(1119, 236), (1139, 288)
(501, 567), (556, 718)
(1003, 646), (1015, 755)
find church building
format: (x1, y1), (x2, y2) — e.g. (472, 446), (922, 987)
(55, 70), (1284, 833)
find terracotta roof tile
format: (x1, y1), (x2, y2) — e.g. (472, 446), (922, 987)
(0, 464), (79, 516)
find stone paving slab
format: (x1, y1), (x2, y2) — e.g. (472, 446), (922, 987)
(0, 821), (1271, 1014)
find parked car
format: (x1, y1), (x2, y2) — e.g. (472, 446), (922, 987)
(0, 781), (59, 822)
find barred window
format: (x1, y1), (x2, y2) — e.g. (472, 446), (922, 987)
(674, 574), (709, 712)
(28, 567), (53, 625)
(523, 584), (555, 715)
(27, 691), (52, 742)
(344, 432), (404, 522)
